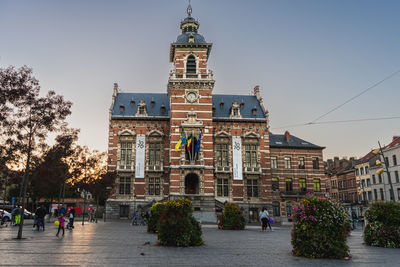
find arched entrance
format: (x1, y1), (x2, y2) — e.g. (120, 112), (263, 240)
(185, 173), (199, 195)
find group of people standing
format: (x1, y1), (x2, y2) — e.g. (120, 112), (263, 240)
(132, 211), (149, 226)
(56, 206), (75, 237)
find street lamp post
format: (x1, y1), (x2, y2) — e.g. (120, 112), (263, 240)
(134, 194), (137, 214)
(82, 190), (86, 226)
(247, 197), (251, 223)
(378, 141), (395, 201)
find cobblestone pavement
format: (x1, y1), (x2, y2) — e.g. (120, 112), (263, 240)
(0, 221), (399, 266)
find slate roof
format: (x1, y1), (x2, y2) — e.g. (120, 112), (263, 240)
(212, 94), (266, 120)
(384, 136), (400, 150)
(111, 93), (267, 120)
(355, 150), (378, 165)
(269, 132), (324, 149)
(111, 93), (170, 118)
(176, 33), (207, 44)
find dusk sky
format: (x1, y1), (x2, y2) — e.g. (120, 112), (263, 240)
(1, 0), (399, 160)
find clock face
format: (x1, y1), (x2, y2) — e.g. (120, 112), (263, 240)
(186, 92), (197, 103)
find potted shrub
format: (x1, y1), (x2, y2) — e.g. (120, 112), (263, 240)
(291, 195), (350, 259)
(363, 202), (400, 248)
(157, 198), (203, 247)
(219, 202), (246, 230)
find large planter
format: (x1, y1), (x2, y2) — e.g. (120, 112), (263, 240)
(157, 198), (203, 247)
(363, 202), (400, 248)
(218, 202), (246, 230)
(291, 195), (350, 259)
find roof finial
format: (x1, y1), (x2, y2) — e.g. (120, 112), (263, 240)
(187, 0), (192, 17)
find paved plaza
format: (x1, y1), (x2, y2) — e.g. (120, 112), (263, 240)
(0, 221), (399, 266)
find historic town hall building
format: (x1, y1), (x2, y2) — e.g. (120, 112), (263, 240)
(106, 7), (326, 222)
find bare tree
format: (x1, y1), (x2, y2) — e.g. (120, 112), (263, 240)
(0, 66), (72, 239)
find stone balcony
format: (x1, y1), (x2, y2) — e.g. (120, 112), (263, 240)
(169, 70), (214, 80)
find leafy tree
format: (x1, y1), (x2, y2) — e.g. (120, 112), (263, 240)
(0, 66), (72, 239)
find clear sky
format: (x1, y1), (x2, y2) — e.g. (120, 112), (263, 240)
(1, 0), (399, 160)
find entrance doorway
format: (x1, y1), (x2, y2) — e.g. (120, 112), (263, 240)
(185, 173), (199, 194)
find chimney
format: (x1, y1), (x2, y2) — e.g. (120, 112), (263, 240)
(253, 85), (260, 96)
(284, 131), (290, 142)
(113, 83), (119, 97)
(327, 159), (333, 167)
(334, 157), (340, 168)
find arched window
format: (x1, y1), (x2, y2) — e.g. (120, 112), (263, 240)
(186, 55), (196, 74)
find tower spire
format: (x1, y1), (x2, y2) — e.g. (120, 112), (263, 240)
(187, 0), (192, 17)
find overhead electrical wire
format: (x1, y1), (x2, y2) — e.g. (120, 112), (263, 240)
(271, 68), (400, 130)
(271, 116), (400, 130)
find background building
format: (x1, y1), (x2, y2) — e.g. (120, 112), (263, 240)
(370, 136), (400, 203)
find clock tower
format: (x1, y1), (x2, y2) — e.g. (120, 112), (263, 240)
(168, 4), (215, 198)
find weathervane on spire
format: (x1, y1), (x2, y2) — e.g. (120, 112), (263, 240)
(187, 0), (192, 17)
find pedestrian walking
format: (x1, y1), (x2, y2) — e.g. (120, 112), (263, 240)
(90, 209), (96, 222)
(35, 205), (46, 231)
(140, 211), (145, 225)
(56, 213), (65, 237)
(259, 207), (269, 231)
(132, 211), (138, 225)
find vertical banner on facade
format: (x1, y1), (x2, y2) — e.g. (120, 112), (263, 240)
(135, 135), (145, 178)
(232, 137), (243, 180)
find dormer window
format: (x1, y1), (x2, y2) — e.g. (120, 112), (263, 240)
(230, 101), (241, 119)
(136, 100), (147, 117)
(186, 55), (196, 74)
(160, 105), (166, 113)
(119, 105), (125, 112)
(220, 102), (224, 108)
(188, 36), (194, 43)
(252, 107), (257, 115)
(150, 99), (155, 107)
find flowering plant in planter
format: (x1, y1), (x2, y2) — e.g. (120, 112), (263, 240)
(363, 202), (400, 248)
(218, 202), (246, 230)
(291, 195), (350, 259)
(157, 198), (203, 247)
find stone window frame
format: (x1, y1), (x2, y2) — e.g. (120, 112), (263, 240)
(216, 177), (229, 197)
(271, 156), (277, 169)
(118, 175), (132, 195)
(312, 157), (319, 170)
(147, 175), (162, 196)
(146, 130), (164, 168)
(230, 101), (241, 119)
(136, 100), (148, 117)
(246, 177), (259, 198)
(271, 177), (279, 192)
(285, 178), (293, 192)
(214, 131), (231, 168)
(313, 178), (321, 192)
(243, 132), (260, 168)
(117, 129), (136, 171)
(272, 201), (280, 216)
(184, 53), (199, 75)
(298, 157), (305, 169)
(299, 178), (307, 192)
(284, 156), (292, 169)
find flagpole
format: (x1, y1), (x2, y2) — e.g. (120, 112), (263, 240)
(192, 131), (194, 163)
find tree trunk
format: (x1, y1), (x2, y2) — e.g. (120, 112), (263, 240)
(17, 136), (32, 239)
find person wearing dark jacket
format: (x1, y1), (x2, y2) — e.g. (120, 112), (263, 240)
(35, 205), (46, 231)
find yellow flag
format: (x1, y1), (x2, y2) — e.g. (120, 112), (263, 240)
(175, 139), (182, 151)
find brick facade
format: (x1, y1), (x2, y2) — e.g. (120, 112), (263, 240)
(106, 11), (326, 222)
